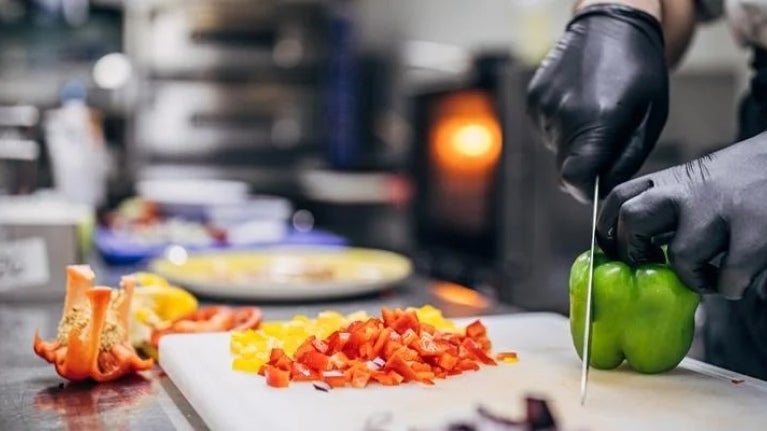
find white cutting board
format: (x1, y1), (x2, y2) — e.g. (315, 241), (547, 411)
(159, 313), (767, 431)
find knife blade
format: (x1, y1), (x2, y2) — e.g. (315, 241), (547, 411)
(580, 176), (599, 406)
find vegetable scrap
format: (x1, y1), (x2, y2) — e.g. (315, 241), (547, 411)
(127, 272), (261, 359)
(130, 272), (199, 358)
(496, 351), (519, 363)
(417, 397), (559, 431)
(149, 305), (262, 350)
(33, 266), (153, 382)
(237, 306), (510, 389)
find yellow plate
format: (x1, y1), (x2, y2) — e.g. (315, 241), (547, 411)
(148, 246), (413, 301)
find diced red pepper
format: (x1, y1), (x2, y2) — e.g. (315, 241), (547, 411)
(371, 327), (392, 357)
(384, 351), (419, 382)
(326, 352), (348, 369)
(420, 323), (436, 335)
(326, 331), (346, 352)
(465, 320), (487, 339)
(460, 338), (496, 365)
(416, 371), (436, 384)
(350, 368), (372, 388)
(264, 365), (290, 388)
(381, 307), (397, 327)
(414, 333), (445, 357)
(387, 371), (405, 385)
(344, 330), (370, 358)
(323, 374), (347, 388)
(290, 362), (319, 381)
(391, 311), (420, 335)
(258, 307), (507, 389)
(457, 359), (480, 372)
(437, 353), (459, 371)
(382, 340), (401, 359)
(269, 348), (294, 371)
(311, 337), (329, 354)
(402, 328), (419, 347)
(301, 351), (330, 372)
(294, 336), (319, 361)
(432, 366), (447, 379)
(478, 337), (492, 352)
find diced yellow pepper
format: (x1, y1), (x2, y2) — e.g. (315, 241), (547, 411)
(232, 357), (266, 373)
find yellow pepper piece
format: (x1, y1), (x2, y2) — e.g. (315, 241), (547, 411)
(133, 286), (198, 322)
(232, 357), (266, 373)
(410, 305), (458, 332)
(129, 272), (199, 360)
(134, 272), (171, 289)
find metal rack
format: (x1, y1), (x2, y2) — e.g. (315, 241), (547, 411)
(124, 0), (333, 196)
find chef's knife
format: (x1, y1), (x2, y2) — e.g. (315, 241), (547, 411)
(580, 176), (599, 406)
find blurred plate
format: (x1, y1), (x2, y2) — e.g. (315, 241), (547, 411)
(137, 179), (248, 207)
(148, 246), (413, 301)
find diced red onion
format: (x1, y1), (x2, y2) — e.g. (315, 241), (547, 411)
(477, 405), (519, 426)
(313, 382), (331, 392)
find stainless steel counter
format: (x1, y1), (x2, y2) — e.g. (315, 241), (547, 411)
(0, 266), (518, 431)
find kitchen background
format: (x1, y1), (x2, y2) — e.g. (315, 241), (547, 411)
(0, 0), (747, 313)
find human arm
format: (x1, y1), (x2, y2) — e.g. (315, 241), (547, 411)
(526, 1), (698, 201)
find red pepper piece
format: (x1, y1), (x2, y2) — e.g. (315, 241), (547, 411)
(301, 351), (330, 373)
(465, 320), (487, 339)
(151, 306), (262, 348)
(264, 365), (290, 388)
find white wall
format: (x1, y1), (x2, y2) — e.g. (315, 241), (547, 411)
(357, 0), (566, 64)
(358, 0), (749, 81)
(681, 20), (748, 86)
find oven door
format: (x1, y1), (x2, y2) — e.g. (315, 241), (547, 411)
(410, 55), (537, 301)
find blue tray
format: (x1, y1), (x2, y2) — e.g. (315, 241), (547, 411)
(94, 227), (348, 266)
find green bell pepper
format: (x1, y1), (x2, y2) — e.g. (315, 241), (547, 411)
(569, 250), (701, 374)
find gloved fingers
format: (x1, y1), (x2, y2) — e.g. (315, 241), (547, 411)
(596, 178), (654, 259)
(526, 57), (566, 153)
(614, 187), (678, 266)
(747, 268), (767, 301)
(525, 78), (554, 152)
(558, 126), (620, 203)
(667, 213), (728, 295)
(716, 230), (767, 300)
(601, 106), (657, 195)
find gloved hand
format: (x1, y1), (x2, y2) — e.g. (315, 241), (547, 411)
(526, 3), (669, 202)
(596, 133), (767, 300)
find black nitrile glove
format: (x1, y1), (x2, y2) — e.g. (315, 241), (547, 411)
(526, 4), (669, 202)
(597, 133), (767, 300)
